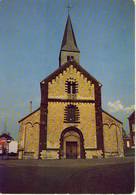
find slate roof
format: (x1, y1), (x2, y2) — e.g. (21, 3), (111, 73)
(60, 14), (80, 52)
(18, 107), (40, 123)
(0, 133), (14, 140)
(102, 109), (123, 124)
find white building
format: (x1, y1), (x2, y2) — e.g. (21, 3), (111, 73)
(8, 141), (18, 154)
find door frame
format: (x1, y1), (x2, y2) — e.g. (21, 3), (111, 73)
(59, 126), (85, 159)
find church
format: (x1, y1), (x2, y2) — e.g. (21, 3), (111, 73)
(18, 15), (124, 159)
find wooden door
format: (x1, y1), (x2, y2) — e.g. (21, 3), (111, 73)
(66, 141), (77, 159)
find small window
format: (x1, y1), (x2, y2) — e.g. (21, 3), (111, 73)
(67, 56), (70, 61)
(64, 105), (80, 123)
(67, 56), (74, 62)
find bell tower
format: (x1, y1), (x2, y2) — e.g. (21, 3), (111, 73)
(59, 14), (80, 66)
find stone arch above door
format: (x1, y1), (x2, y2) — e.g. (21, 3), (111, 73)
(59, 127), (85, 159)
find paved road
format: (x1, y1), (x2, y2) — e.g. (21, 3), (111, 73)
(0, 157), (134, 193)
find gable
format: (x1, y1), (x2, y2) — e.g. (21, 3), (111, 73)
(41, 61), (102, 101)
(48, 64), (96, 100)
(41, 61), (101, 85)
(102, 110), (123, 126)
(18, 108), (40, 123)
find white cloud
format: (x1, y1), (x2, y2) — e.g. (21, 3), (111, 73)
(107, 100), (134, 113)
(124, 105), (135, 113)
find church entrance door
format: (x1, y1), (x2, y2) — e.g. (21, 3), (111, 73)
(60, 127), (85, 159)
(66, 141), (77, 159)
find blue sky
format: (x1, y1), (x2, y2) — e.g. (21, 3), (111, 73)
(0, 0), (134, 139)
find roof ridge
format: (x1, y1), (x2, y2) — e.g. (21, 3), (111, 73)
(18, 107), (40, 123)
(102, 109), (123, 124)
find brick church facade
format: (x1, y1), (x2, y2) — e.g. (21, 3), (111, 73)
(18, 15), (124, 159)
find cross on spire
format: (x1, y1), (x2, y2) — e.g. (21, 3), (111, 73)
(67, 0), (72, 14)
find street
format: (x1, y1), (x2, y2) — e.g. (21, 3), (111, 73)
(0, 157), (134, 194)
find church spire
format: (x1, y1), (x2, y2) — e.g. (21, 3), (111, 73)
(59, 14), (80, 66)
(61, 14), (79, 52)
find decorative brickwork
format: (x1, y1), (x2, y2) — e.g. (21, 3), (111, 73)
(59, 127), (85, 159)
(64, 104), (80, 123)
(65, 78), (78, 95)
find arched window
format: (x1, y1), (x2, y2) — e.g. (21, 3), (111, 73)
(65, 78), (78, 95)
(64, 105), (80, 123)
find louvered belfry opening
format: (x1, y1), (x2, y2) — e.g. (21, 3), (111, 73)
(64, 105), (80, 123)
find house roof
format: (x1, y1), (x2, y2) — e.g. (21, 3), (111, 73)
(0, 133), (14, 140)
(18, 107), (40, 123)
(41, 60), (102, 85)
(102, 109), (123, 124)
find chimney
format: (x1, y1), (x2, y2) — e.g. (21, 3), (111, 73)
(29, 101), (32, 113)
